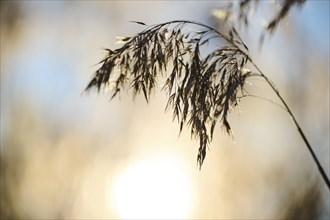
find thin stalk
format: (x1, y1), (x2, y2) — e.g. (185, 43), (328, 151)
(251, 61), (330, 190)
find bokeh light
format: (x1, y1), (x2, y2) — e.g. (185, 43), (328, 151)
(109, 151), (193, 219)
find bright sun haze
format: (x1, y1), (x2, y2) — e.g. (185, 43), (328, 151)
(109, 152), (193, 219)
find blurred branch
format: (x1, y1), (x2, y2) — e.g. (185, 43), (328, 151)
(0, 1), (22, 35)
(278, 180), (323, 219)
(211, 0), (306, 45)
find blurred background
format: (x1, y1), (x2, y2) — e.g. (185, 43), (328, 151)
(1, 1), (329, 219)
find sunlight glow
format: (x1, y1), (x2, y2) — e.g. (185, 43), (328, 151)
(109, 152), (193, 219)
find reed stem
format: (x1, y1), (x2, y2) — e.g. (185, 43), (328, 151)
(251, 62), (330, 190)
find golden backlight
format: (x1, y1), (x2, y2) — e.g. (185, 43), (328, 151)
(109, 152), (193, 219)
